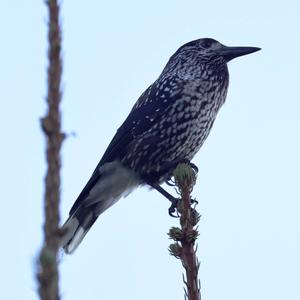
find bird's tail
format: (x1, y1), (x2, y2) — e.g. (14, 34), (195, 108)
(59, 206), (98, 254)
(60, 161), (140, 254)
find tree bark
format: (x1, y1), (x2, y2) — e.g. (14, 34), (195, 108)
(37, 1), (63, 299)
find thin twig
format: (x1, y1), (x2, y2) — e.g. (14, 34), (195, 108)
(168, 163), (201, 300)
(37, 1), (64, 300)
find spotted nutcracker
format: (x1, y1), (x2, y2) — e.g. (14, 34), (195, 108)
(60, 38), (260, 254)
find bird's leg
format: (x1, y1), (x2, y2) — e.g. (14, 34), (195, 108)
(147, 160), (199, 217)
(148, 182), (179, 217)
(162, 159), (199, 206)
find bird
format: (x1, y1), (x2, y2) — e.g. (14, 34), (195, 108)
(60, 38), (260, 254)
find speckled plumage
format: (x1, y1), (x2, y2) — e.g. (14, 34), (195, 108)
(60, 38), (260, 253)
(99, 39), (231, 184)
(122, 60), (229, 183)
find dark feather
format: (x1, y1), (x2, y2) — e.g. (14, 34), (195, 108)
(69, 77), (184, 215)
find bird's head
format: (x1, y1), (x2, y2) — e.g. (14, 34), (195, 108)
(175, 38), (260, 63)
(165, 38), (260, 77)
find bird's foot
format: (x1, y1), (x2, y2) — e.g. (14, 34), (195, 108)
(168, 198), (180, 218)
(163, 158), (198, 174)
(161, 159), (199, 174)
(191, 198), (198, 205)
(176, 158), (199, 174)
(148, 182), (180, 217)
(165, 177), (176, 187)
(168, 198), (198, 217)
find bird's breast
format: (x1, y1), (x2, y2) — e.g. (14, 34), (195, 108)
(122, 75), (229, 182)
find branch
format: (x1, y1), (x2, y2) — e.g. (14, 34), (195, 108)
(168, 163), (201, 300)
(37, 1), (64, 299)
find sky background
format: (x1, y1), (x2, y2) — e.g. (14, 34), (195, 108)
(1, 1), (300, 299)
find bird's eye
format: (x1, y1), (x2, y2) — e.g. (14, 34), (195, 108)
(202, 39), (212, 49)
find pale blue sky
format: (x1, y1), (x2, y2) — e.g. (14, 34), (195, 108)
(1, 1), (300, 299)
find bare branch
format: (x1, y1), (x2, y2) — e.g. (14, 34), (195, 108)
(37, 1), (64, 299)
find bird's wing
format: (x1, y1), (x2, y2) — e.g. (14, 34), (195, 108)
(69, 77), (184, 215)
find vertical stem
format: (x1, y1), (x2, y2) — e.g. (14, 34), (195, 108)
(37, 1), (63, 300)
(169, 163), (201, 300)
(180, 183), (200, 300)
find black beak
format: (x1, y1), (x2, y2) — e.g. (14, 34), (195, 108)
(218, 45), (261, 61)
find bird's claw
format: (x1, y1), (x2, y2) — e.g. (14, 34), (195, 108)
(168, 199), (180, 218)
(176, 159), (199, 174)
(165, 178), (176, 187)
(169, 198), (197, 217)
(191, 198), (198, 205)
(189, 162), (198, 174)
